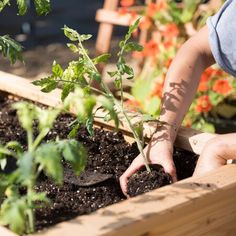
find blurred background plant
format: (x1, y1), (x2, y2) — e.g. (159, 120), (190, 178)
(118, 0), (236, 133)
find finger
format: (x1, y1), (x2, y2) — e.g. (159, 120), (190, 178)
(162, 163), (177, 182)
(120, 160), (144, 197)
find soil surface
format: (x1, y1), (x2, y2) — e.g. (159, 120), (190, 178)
(0, 96), (198, 231)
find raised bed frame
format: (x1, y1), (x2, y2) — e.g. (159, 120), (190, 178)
(0, 71), (236, 236)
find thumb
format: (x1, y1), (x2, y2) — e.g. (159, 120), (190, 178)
(163, 162), (177, 182)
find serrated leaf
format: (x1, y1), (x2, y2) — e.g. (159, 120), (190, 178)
(36, 143), (63, 184)
(37, 108), (59, 131)
(67, 43), (79, 53)
(17, 0), (27, 15)
(63, 25), (80, 41)
(32, 76), (58, 93)
(0, 35), (23, 64)
(123, 64), (134, 78)
(60, 140), (87, 175)
(107, 71), (118, 78)
(93, 53), (111, 64)
(52, 61), (63, 78)
(0, 196), (27, 235)
(13, 102), (36, 132)
(61, 83), (75, 101)
(0, 0), (10, 12)
(34, 0), (51, 15)
(124, 42), (143, 52)
(80, 34), (92, 42)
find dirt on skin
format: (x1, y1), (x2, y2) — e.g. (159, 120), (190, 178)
(0, 96), (198, 230)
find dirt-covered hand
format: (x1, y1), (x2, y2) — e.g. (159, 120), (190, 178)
(119, 135), (177, 197)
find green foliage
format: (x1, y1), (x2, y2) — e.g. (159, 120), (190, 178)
(33, 20), (151, 173)
(0, 35), (23, 64)
(0, 0), (51, 15)
(0, 102), (87, 235)
(0, 0), (51, 63)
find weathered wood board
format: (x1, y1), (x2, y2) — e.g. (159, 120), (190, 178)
(0, 71), (235, 236)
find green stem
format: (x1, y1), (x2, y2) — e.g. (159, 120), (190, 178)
(115, 100), (151, 172)
(77, 37), (150, 172)
(32, 129), (49, 151)
(55, 79), (106, 96)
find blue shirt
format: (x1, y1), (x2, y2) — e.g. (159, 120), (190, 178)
(207, 0), (236, 77)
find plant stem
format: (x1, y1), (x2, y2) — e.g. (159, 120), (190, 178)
(77, 37), (150, 172)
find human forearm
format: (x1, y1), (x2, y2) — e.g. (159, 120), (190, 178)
(158, 26), (215, 142)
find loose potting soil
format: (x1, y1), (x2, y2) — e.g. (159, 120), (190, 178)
(0, 96), (198, 231)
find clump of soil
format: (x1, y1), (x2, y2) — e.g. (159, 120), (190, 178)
(127, 164), (172, 197)
(0, 96), (198, 231)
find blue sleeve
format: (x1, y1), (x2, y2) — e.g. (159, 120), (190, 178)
(207, 0), (236, 77)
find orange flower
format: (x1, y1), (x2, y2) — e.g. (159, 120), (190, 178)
(151, 82), (163, 98)
(143, 39), (159, 58)
(198, 81), (208, 92)
(161, 23), (179, 40)
(118, 7), (128, 15)
(120, 0), (134, 7)
(195, 95), (212, 113)
(125, 99), (142, 112)
(146, 1), (167, 17)
(184, 118), (192, 128)
(139, 16), (152, 30)
(212, 79), (232, 95)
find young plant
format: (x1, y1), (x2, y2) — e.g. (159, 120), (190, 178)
(0, 102), (87, 235)
(33, 19), (151, 172)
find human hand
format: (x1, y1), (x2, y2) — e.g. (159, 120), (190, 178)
(119, 132), (177, 197)
(193, 134), (236, 177)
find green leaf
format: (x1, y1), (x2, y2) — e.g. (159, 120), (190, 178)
(6, 141), (23, 156)
(124, 42), (143, 52)
(61, 83), (75, 101)
(36, 143), (63, 184)
(90, 71), (101, 83)
(0, 0), (10, 12)
(63, 25), (80, 41)
(12, 102), (36, 132)
(67, 43), (79, 53)
(59, 140), (87, 175)
(86, 116), (94, 136)
(34, 0), (51, 15)
(52, 61), (63, 78)
(16, 0), (27, 15)
(80, 34), (92, 42)
(93, 53), (111, 64)
(17, 151), (34, 186)
(107, 71), (118, 78)
(37, 108), (60, 131)
(68, 122), (80, 138)
(0, 35), (23, 64)
(123, 64), (134, 78)
(32, 76), (58, 93)
(0, 196), (28, 235)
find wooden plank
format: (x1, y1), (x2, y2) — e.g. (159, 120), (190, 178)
(0, 71), (235, 236)
(33, 164), (236, 236)
(95, 0), (119, 55)
(95, 9), (139, 27)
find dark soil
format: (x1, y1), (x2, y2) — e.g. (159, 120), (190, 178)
(0, 96), (198, 231)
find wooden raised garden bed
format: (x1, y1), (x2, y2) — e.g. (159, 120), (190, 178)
(0, 71), (236, 236)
